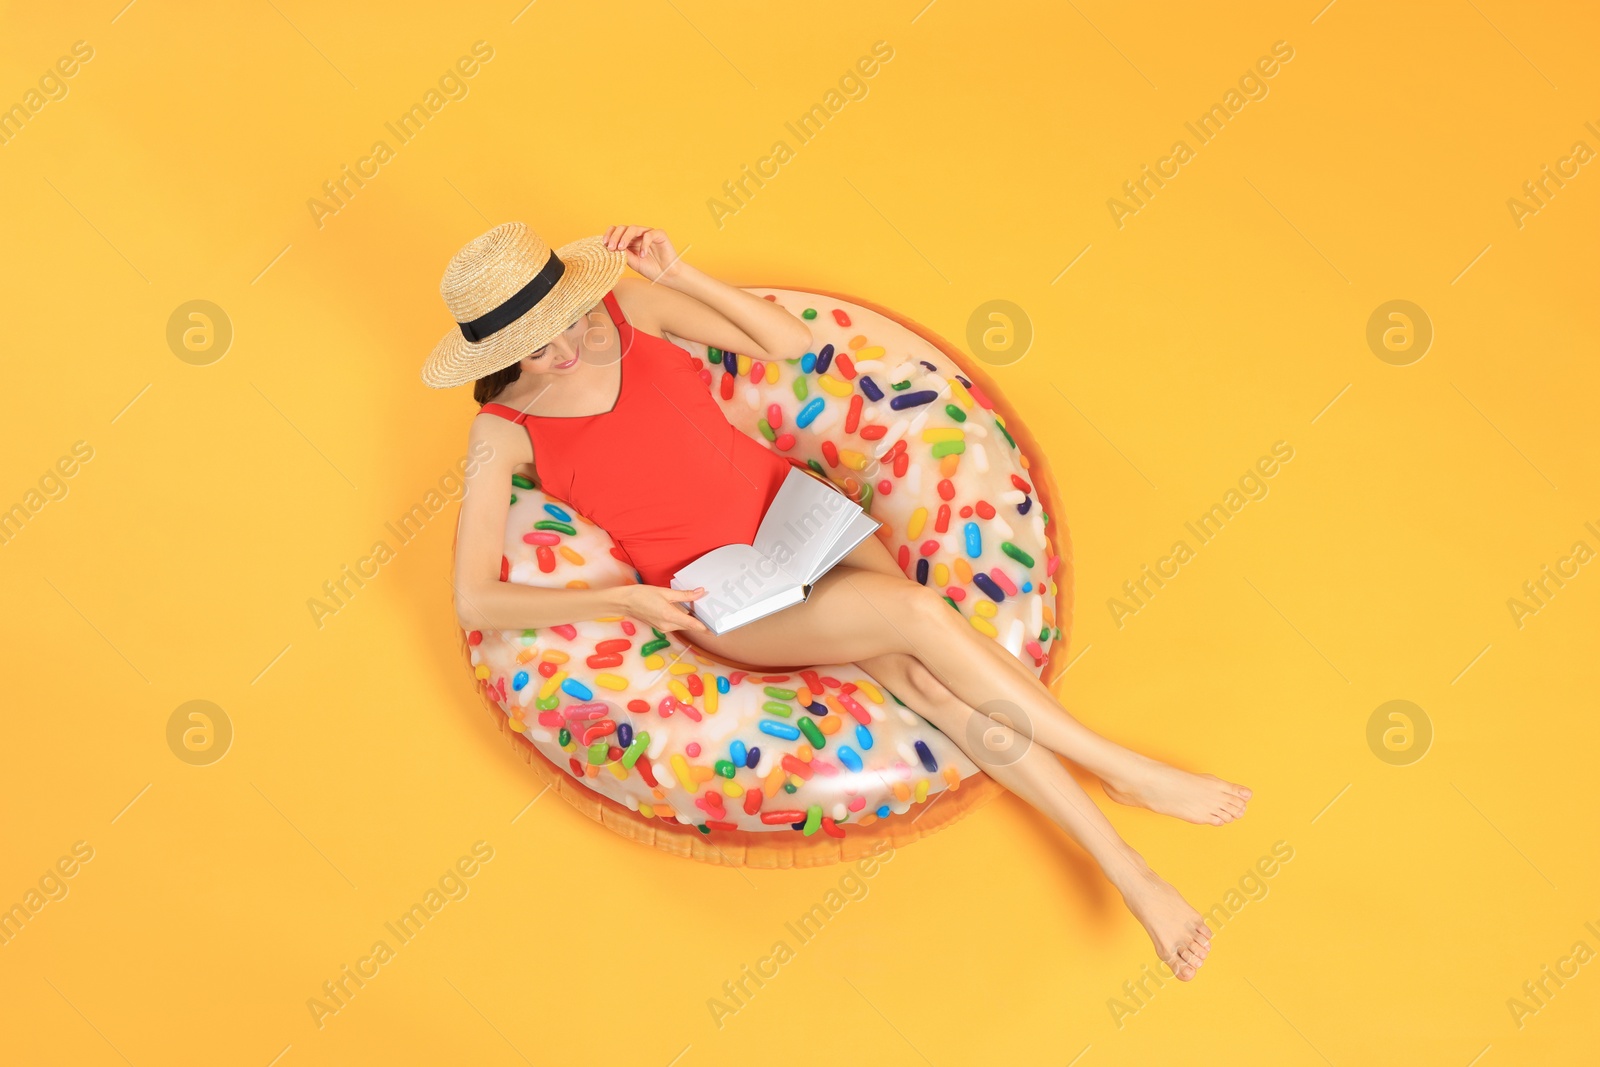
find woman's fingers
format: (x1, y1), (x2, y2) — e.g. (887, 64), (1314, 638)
(661, 603), (708, 633)
(615, 229), (652, 275)
(604, 226), (640, 252)
(665, 588), (709, 632)
(603, 227), (679, 280)
(617, 584), (707, 633)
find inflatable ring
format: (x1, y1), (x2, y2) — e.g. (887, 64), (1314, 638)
(460, 287), (1073, 868)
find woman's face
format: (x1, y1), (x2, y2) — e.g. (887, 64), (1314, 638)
(521, 306), (611, 377)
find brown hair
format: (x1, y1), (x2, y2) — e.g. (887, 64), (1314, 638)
(473, 362), (521, 404)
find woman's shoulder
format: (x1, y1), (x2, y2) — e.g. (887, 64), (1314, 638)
(612, 277), (697, 368)
(611, 275), (665, 334)
(470, 405), (534, 453)
(469, 406), (539, 488)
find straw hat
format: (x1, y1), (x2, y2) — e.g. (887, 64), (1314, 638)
(422, 222), (627, 388)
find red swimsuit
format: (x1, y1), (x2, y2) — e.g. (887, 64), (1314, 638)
(480, 290), (799, 587)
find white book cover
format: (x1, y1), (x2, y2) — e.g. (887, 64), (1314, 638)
(669, 466), (882, 635)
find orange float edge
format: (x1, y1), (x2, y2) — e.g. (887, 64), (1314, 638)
(458, 288), (1075, 869)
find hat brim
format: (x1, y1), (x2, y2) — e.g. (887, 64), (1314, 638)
(421, 235), (628, 389)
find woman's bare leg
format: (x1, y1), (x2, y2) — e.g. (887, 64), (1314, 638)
(855, 651), (1212, 980)
(742, 537), (1252, 826)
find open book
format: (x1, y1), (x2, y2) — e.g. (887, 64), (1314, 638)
(670, 466), (882, 635)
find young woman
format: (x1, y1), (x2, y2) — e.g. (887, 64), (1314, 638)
(430, 222), (1250, 981)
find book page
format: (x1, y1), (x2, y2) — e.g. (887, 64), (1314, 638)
(711, 582), (810, 635)
(751, 467), (859, 584)
(809, 510), (883, 580)
(671, 542), (800, 632)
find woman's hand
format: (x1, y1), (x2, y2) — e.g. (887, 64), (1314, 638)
(619, 583), (711, 635)
(603, 225), (684, 284)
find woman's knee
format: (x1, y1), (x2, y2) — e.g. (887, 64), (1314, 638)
(878, 652), (955, 710)
(896, 579), (961, 636)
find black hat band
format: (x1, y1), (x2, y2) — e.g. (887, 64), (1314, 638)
(457, 251), (566, 343)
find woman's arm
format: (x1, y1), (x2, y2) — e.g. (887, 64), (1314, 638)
(603, 225), (813, 363)
(452, 413), (710, 634)
(452, 415), (624, 630)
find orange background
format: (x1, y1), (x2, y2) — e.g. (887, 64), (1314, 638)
(2, 1), (1596, 1064)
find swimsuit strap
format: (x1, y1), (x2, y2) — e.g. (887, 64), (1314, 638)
(479, 402), (539, 478)
(601, 289), (627, 330)
(478, 402), (530, 424)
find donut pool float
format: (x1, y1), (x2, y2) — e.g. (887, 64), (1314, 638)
(460, 287), (1073, 867)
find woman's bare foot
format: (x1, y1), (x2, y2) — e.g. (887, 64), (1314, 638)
(1102, 754), (1251, 825)
(1117, 865), (1213, 980)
